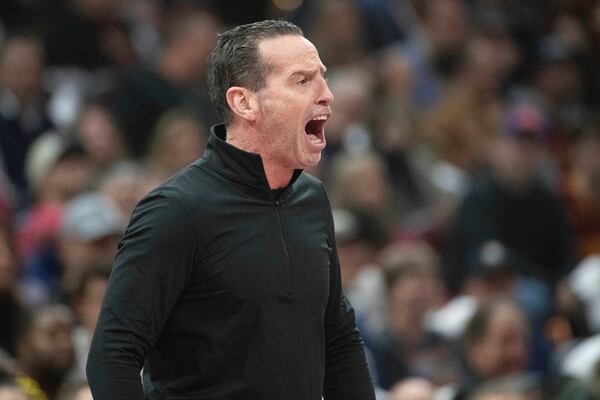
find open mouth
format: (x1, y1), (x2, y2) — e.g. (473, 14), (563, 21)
(305, 116), (327, 145)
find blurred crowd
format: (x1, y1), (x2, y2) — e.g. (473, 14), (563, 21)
(0, 0), (599, 399)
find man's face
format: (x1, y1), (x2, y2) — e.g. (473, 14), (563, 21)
(21, 309), (75, 378)
(468, 305), (529, 378)
(254, 35), (334, 170)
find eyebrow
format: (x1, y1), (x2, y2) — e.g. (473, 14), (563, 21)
(290, 66), (328, 78)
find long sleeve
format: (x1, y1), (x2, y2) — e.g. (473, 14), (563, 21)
(86, 190), (198, 400)
(323, 206), (376, 400)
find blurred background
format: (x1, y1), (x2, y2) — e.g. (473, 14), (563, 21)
(0, 0), (599, 399)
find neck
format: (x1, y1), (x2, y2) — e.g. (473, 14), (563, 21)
(226, 123), (294, 189)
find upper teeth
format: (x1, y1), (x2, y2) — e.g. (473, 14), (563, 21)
(312, 115), (328, 121)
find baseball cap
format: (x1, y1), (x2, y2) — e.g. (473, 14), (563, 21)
(25, 132), (86, 192)
(466, 240), (518, 278)
(60, 192), (125, 241)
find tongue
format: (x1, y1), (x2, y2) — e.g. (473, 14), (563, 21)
(306, 120), (321, 142)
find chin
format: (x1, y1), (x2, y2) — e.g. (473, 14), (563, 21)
(301, 155), (322, 169)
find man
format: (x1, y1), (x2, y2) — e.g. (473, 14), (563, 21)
(14, 304), (75, 400)
(87, 20), (375, 399)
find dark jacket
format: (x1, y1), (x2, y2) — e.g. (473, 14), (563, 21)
(86, 124), (375, 400)
(444, 169), (574, 293)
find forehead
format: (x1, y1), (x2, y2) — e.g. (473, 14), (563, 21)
(258, 34), (324, 73)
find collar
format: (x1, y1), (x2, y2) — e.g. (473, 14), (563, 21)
(202, 124), (303, 197)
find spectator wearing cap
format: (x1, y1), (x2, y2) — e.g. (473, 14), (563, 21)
(430, 241), (552, 340)
(510, 34), (589, 159)
(333, 207), (389, 345)
(17, 133), (94, 273)
(444, 103), (575, 296)
(20, 192), (124, 306)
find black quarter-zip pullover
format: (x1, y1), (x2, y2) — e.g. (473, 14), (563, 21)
(86, 124), (375, 400)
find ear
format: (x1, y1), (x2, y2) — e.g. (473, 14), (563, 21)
(226, 86), (258, 122)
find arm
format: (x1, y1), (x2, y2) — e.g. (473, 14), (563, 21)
(322, 206), (376, 400)
(86, 190), (197, 399)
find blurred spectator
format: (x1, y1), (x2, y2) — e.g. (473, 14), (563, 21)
(97, 161), (151, 219)
(352, 0), (413, 50)
(370, 97), (451, 239)
(444, 103), (574, 294)
(309, 1), (367, 68)
(72, 102), (128, 174)
(388, 377), (435, 400)
(0, 34), (54, 208)
(332, 207), (389, 391)
(18, 134), (93, 262)
(394, 0), (470, 111)
(510, 34), (588, 157)
(375, 47), (416, 104)
(561, 122), (600, 258)
(428, 241), (551, 341)
(145, 108), (207, 182)
(321, 66), (374, 164)
(457, 299), (532, 399)
(40, 0), (136, 70)
(111, 6), (220, 157)
(13, 304), (75, 400)
(68, 267), (110, 385)
(457, 298), (591, 400)
(20, 192), (124, 305)
(422, 32), (514, 176)
(371, 241), (456, 389)
(333, 207), (388, 340)
(0, 220), (23, 357)
(327, 151), (394, 226)
(24, 134), (92, 208)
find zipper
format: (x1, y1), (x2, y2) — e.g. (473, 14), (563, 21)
(274, 199), (293, 297)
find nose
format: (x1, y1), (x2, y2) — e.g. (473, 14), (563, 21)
(318, 77), (334, 106)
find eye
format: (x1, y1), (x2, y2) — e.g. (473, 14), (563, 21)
(297, 77), (309, 85)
